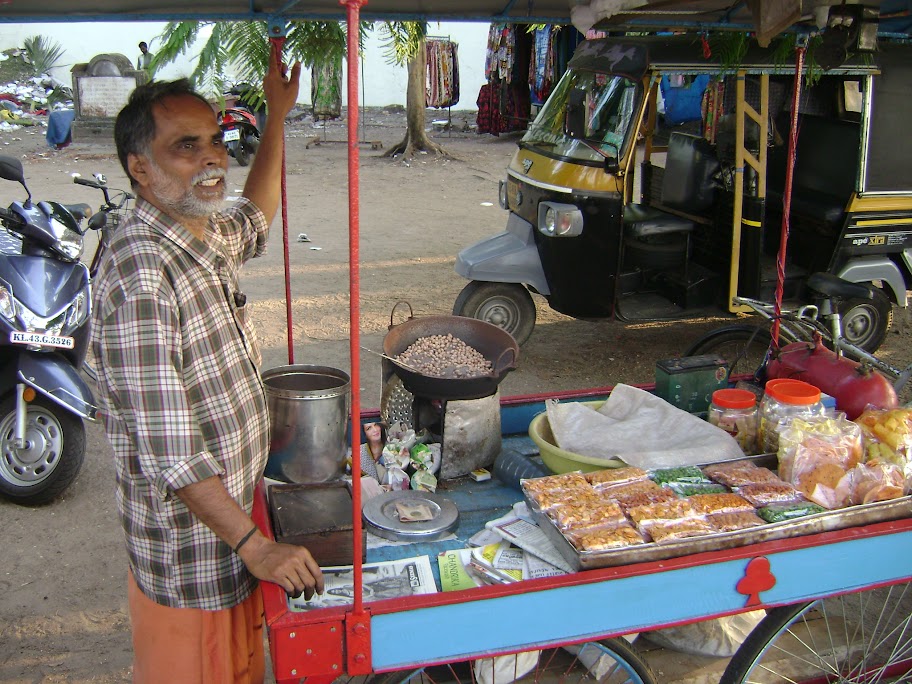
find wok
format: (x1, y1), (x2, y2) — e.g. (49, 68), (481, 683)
(382, 304), (519, 400)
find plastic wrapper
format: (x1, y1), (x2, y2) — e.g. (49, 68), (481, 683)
(665, 481), (729, 496)
(702, 461), (783, 487)
(521, 472), (589, 494)
(585, 466), (648, 487)
(735, 481), (804, 507)
(650, 465), (708, 485)
(855, 408), (912, 473)
(600, 480), (678, 510)
(473, 650), (540, 684)
(645, 611), (765, 657)
(757, 501), (826, 523)
(627, 498), (697, 526)
(687, 493), (754, 516)
(707, 510), (766, 532)
(525, 485), (605, 512)
(566, 523), (647, 552)
(547, 500), (626, 531)
(835, 462), (907, 505)
(776, 416), (865, 509)
(645, 517), (715, 543)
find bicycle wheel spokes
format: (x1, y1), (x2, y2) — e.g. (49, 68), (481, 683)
(723, 582), (912, 684)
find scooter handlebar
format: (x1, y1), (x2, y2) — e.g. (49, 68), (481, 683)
(73, 176), (105, 189)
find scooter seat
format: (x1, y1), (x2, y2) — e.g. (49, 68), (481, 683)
(623, 203), (694, 238)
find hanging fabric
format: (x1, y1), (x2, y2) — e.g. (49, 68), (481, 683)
(660, 74), (711, 126)
(485, 23), (515, 84)
(311, 55), (343, 120)
(702, 79), (725, 143)
(426, 39), (460, 109)
(528, 26), (556, 105)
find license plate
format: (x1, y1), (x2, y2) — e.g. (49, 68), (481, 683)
(10, 331), (75, 349)
(223, 128), (241, 142)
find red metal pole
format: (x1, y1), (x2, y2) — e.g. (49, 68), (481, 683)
(771, 44), (805, 349)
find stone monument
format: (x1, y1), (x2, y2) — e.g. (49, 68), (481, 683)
(70, 53), (148, 142)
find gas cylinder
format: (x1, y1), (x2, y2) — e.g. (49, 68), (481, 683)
(766, 335), (897, 420)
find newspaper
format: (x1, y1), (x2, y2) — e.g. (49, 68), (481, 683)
(485, 502), (575, 573)
(288, 555), (437, 611)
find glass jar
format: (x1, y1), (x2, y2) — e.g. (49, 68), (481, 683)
(709, 388), (759, 454)
(759, 379), (824, 454)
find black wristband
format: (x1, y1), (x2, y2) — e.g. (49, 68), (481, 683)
(233, 525), (258, 553)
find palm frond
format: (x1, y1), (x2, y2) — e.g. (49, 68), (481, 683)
(150, 21), (206, 76)
(22, 35), (65, 76)
(379, 21), (426, 66)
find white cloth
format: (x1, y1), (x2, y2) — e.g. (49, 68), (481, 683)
(545, 384), (745, 469)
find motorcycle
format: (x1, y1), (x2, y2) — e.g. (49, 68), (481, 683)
(0, 155), (100, 505)
(217, 104), (260, 167)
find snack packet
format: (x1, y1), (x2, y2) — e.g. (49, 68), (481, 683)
(855, 408), (912, 474)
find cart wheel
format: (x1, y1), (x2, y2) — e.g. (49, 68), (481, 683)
(235, 139), (251, 166)
(354, 638), (657, 684)
(720, 582), (912, 684)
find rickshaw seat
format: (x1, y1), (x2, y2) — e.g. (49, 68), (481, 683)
(624, 132), (718, 237)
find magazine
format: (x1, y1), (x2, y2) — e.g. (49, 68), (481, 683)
(288, 555), (437, 611)
(437, 548), (487, 591)
(485, 502), (575, 573)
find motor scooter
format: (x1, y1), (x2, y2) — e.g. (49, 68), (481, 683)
(0, 155), (98, 505)
(217, 104), (260, 167)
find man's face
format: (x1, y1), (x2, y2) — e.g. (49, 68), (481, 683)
(130, 94), (229, 221)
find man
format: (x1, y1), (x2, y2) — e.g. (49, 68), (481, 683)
(92, 50), (322, 682)
(137, 41), (154, 71)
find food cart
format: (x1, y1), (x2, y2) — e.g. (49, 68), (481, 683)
(8, 1), (910, 682)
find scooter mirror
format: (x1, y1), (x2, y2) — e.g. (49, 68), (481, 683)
(565, 88), (587, 140)
(0, 155), (25, 184)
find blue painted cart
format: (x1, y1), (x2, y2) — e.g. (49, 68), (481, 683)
(253, 388), (912, 684)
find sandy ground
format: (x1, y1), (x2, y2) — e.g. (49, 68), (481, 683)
(1, 108), (911, 682)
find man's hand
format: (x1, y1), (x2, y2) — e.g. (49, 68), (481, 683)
(263, 49), (301, 121)
(240, 533), (324, 600)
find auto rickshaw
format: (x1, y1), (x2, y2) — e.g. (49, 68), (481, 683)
(453, 35), (912, 349)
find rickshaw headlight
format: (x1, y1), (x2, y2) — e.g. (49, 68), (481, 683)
(538, 202), (583, 237)
(498, 180), (508, 210)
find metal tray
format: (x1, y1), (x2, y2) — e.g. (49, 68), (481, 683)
(527, 493), (912, 572)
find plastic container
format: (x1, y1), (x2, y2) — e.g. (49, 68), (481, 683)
(262, 365), (351, 483)
(493, 447), (551, 490)
(709, 388), (759, 455)
(759, 379), (823, 454)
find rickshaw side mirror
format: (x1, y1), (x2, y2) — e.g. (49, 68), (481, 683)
(565, 88), (587, 139)
(604, 157), (620, 175)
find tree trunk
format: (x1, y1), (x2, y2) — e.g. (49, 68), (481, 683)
(383, 37), (447, 160)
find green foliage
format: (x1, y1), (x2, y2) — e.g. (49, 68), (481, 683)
(708, 32), (750, 74)
(152, 20), (372, 104)
(378, 21), (426, 66)
(21, 35), (65, 76)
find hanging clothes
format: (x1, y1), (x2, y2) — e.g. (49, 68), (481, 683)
(528, 26), (556, 106)
(485, 23), (515, 84)
(426, 39), (460, 109)
(660, 74), (711, 126)
(702, 79), (725, 144)
(311, 55), (342, 120)
(476, 83), (510, 136)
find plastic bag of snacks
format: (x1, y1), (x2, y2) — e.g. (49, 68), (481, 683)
(777, 416), (863, 509)
(854, 407), (912, 472)
(834, 462), (906, 505)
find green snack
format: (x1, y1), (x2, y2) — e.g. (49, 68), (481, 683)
(669, 482), (729, 496)
(757, 502), (827, 523)
(651, 466), (709, 485)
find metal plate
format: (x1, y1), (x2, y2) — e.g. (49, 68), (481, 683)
(362, 490), (459, 542)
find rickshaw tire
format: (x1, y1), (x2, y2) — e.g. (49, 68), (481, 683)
(836, 289), (892, 354)
(453, 281), (536, 346)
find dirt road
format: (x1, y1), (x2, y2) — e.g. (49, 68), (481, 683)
(1, 109), (909, 682)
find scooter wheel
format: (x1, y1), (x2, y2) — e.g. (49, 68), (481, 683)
(235, 140), (251, 166)
(0, 395), (85, 506)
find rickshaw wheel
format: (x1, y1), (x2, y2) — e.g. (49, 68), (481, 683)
(235, 140), (252, 166)
(720, 582), (912, 684)
(683, 325), (773, 379)
(837, 290), (892, 354)
(453, 281), (536, 346)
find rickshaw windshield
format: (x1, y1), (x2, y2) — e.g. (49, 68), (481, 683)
(521, 70), (639, 164)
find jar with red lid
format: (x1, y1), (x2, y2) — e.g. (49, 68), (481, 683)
(709, 388), (759, 454)
(759, 379), (824, 454)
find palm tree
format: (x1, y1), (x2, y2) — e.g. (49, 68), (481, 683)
(151, 19), (446, 160)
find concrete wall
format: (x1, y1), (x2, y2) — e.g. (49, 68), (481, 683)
(0, 21), (489, 109)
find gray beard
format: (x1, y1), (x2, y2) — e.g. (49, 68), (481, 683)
(147, 160), (227, 219)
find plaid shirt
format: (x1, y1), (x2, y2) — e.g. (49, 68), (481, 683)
(91, 197), (270, 610)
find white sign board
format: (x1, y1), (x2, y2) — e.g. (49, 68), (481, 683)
(78, 77), (135, 118)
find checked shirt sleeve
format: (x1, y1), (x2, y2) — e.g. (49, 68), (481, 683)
(95, 291), (225, 500)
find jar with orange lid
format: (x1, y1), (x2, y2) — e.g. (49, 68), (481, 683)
(759, 379), (824, 454)
(709, 388), (759, 454)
